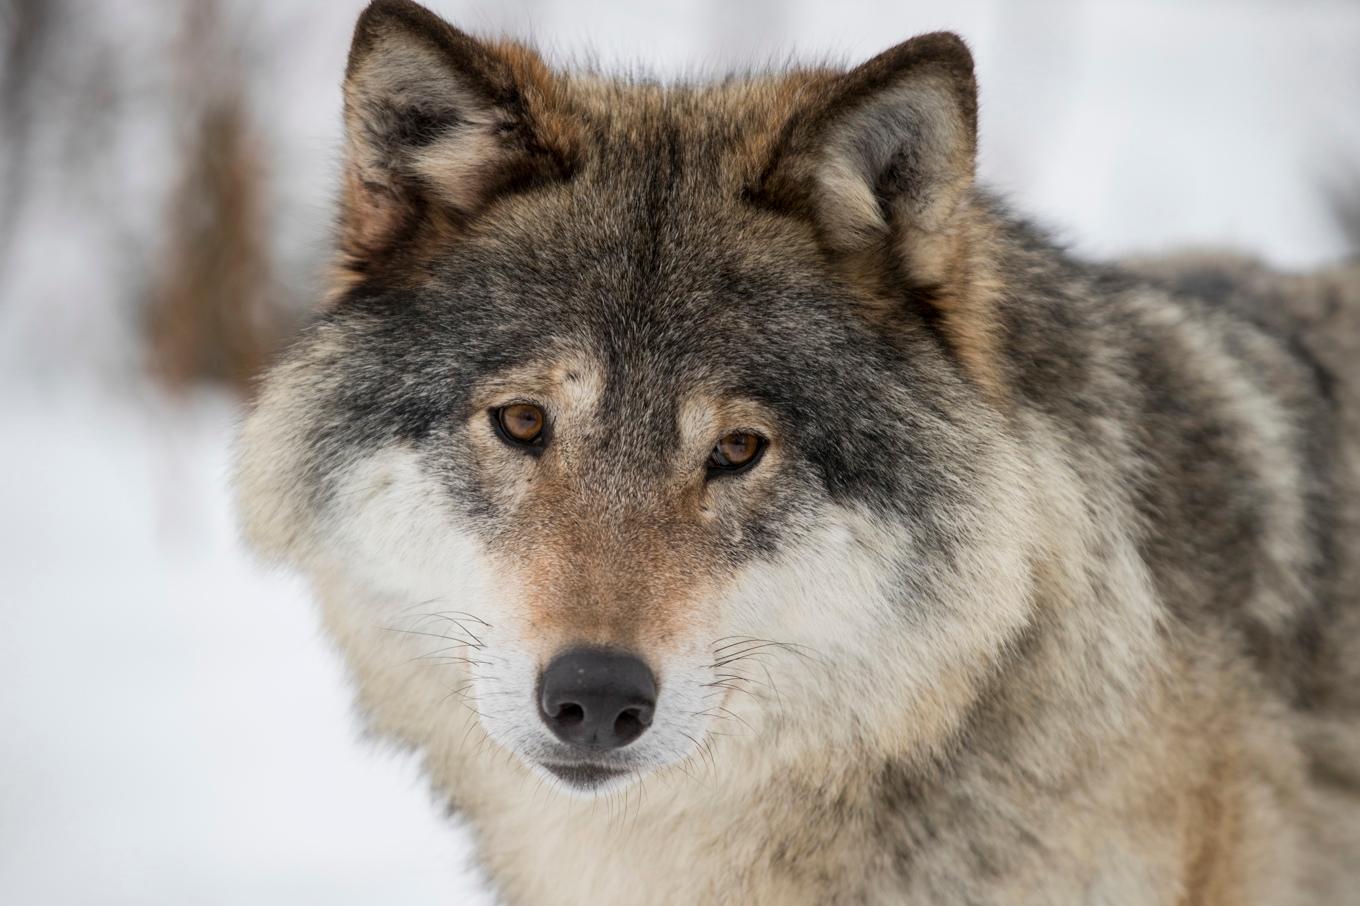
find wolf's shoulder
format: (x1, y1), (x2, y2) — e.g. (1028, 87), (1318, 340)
(1117, 250), (1360, 403)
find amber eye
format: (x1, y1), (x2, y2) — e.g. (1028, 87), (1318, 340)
(707, 431), (766, 477)
(493, 403), (546, 448)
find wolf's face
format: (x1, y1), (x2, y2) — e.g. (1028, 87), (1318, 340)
(237, 0), (1040, 795)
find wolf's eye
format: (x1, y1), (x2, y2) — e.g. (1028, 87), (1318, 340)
(493, 403), (546, 448)
(707, 432), (766, 477)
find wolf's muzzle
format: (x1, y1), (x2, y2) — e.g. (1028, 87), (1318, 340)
(538, 648), (656, 751)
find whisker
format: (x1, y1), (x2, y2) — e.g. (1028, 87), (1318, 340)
(758, 661), (785, 712)
(427, 610), (492, 627)
(691, 706), (757, 736)
(383, 626), (483, 648)
(418, 656), (490, 668)
(711, 640), (787, 660)
(411, 649), (490, 667)
(711, 636), (823, 662)
(680, 730), (716, 779)
(713, 671), (770, 690)
(711, 636), (804, 656)
(439, 683), (475, 706)
(395, 597), (446, 616)
(403, 616), (486, 648)
(709, 650), (779, 669)
(700, 737), (719, 777)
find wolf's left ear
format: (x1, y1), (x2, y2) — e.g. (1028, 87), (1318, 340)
(338, 0), (574, 281)
(756, 33), (978, 281)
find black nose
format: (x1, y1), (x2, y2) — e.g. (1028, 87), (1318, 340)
(538, 648), (657, 751)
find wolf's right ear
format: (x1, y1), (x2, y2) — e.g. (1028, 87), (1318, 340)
(338, 0), (575, 282)
(754, 33), (978, 279)
(752, 34), (1007, 389)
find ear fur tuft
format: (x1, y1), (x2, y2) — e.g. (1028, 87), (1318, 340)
(756, 32), (978, 258)
(338, 0), (575, 282)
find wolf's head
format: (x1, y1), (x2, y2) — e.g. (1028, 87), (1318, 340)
(237, 0), (1042, 796)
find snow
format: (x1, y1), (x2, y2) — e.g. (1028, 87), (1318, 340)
(0, 386), (492, 904)
(1, 1), (1357, 904)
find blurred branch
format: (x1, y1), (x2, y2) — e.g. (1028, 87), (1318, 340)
(0, 0), (56, 256)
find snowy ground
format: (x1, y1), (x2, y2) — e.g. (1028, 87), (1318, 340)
(1, 1), (1358, 904)
(0, 386), (493, 904)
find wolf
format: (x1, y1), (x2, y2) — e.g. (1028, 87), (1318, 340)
(234, 1), (1360, 902)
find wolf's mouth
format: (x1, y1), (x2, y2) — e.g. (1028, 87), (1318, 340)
(540, 761), (631, 791)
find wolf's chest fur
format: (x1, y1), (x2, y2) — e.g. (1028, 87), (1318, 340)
(236, 1), (1360, 902)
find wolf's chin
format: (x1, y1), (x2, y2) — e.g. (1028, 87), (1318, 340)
(531, 760), (642, 797)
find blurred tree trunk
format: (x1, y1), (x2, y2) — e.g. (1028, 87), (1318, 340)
(146, 0), (277, 394)
(0, 0), (55, 256)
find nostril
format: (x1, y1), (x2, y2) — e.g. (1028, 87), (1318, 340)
(553, 702), (585, 726)
(613, 707), (647, 741)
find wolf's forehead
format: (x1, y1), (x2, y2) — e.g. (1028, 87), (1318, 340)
(451, 214), (828, 376)
(561, 75), (823, 180)
(433, 212), (865, 451)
